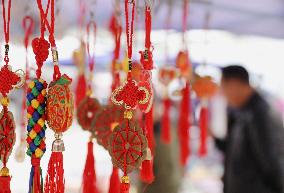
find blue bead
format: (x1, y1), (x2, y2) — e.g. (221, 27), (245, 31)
(29, 143), (36, 152)
(32, 111), (40, 122)
(27, 125), (32, 132)
(35, 82), (44, 91)
(27, 93), (34, 101)
(39, 130), (45, 138)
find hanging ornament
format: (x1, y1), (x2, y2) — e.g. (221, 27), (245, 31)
(0, 0), (25, 192)
(138, 1), (155, 184)
(192, 76), (217, 156)
(110, 1), (150, 192)
(34, 0), (74, 192)
(15, 15), (34, 163)
(26, 5), (50, 192)
(108, 4), (123, 193)
(158, 67), (177, 144)
(76, 17), (100, 193)
(176, 0), (193, 167)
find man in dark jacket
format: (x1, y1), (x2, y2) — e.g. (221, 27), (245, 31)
(216, 65), (284, 193)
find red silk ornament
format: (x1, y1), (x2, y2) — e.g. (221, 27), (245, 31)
(178, 82), (191, 166)
(108, 167), (120, 193)
(0, 0), (25, 190)
(92, 105), (124, 149)
(161, 98), (171, 144)
(192, 76), (217, 157)
(77, 97), (101, 131)
(82, 141), (98, 193)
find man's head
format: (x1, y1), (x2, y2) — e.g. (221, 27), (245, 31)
(221, 65), (253, 108)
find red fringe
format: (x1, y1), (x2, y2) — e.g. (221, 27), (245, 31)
(161, 98), (171, 144)
(199, 106), (209, 157)
(120, 181), (130, 193)
(75, 74), (87, 107)
(145, 107), (154, 152)
(108, 167), (120, 193)
(0, 176), (11, 193)
(140, 160), (154, 184)
(178, 82), (191, 166)
(44, 152), (65, 193)
(82, 141), (98, 193)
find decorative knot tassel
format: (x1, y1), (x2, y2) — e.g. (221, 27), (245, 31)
(45, 134), (66, 193)
(140, 159), (154, 184)
(108, 167), (120, 193)
(120, 176), (130, 193)
(82, 141), (97, 193)
(0, 167), (11, 193)
(161, 98), (171, 144)
(199, 105), (209, 157)
(178, 82), (191, 166)
(29, 158), (43, 193)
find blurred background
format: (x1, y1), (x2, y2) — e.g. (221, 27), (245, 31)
(1, 0), (284, 193)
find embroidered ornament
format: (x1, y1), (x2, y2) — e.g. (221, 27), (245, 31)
(158, 67), (177, 87)
(92, 105), (124, 149)
(137, 71), (153, 113)
(108, 118), (148, 173)
(47, 74), (74, 133)
(77, 97), (101, 131)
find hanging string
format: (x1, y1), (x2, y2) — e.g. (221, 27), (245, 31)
(2, 0), (11, 65)
(86, 20), (96, 94)
(182, 0), (189, 49)
(124, 0), (135, 71)
(36, 0), (61, 80)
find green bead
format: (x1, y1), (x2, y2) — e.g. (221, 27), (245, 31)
(29, 118), (35, 127)
(32, 87), (39, 96)
(34, 135), (41, 146)
(37, 105), (44, 115)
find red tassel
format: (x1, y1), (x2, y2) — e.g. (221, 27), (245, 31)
(44, 152), (65, 193)
(140, 159), (154, 184)
(0, 176), (11, 193)
(75, 74), (87, 107)
(145, 107), (154, 152)
(199, 105), (209, 157)
(178, 82), (191, 166)
(120, 176), (130, 193)
(82, 141), (98, 193)
(108, 167), (120, 193)
(161, 98), (171, 144)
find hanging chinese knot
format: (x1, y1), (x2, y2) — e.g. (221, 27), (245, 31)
(0, 0), (25, 192)
(192, 76), (217, 156)
(110, 1), (151, 192)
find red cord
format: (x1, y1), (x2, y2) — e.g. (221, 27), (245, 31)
(2, 0), (11, 44)
(145, 6), (151, 50)
(22, 16), (34, 49)
(124, 0), (135, 69)
(86, 21), (96, 73)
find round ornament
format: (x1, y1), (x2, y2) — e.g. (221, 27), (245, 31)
(0, 110), (15, 163)
(47, 74), (74, 133)
(108, 119), (148, 173)
(158, 66), (177, 86)
(77, 96), (101, 131)
(92, 105), (124, 149)
(192, 76), (218, 99)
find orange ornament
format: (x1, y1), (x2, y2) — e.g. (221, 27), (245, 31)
(192, 76), (218, 99)
(176, 51), (192, 81)
(47, 74), (74, 133)
(158, 67), (177, 86)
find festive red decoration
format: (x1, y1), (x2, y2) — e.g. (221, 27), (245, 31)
(82, 141), (98, 193)
(47, 75), (74, 133)
(0, 65), (20, 96)
(161, 98), (171, 144)
(44, 152), (64, 193)
(77, 97), (101, 131)
(158, 67), (177, 86)
(178, 82), (191, 166)
(92, 105), (124, 149)
(32, 38), (50, 78)
(176, 51), (192, 81)
(108, 119), (147, 174)
(199, 104), (209, 156)
(0, 175), (11, 193)
(108, 167), (120, 193)
(111, 73), (150, 110)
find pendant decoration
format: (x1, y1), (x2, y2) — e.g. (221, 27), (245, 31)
(92, 104), (124, 149)
(0, 0), (25, 191)
(35, 0), (74, 192)
(192, 76), (217, 157)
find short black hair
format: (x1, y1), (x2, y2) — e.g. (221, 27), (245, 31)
(221, 65), (249, 84)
